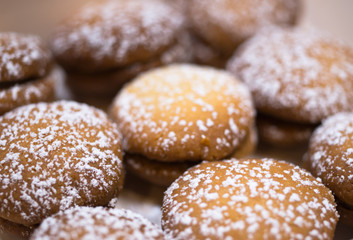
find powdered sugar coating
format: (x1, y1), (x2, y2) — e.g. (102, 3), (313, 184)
(111, 64), (255, 162)
(66, 32), (193, 97)
(51, 0), (184, 72)
(162, 158), (338, 240)
(0, 32), (52, 82)
(228, 27), (353, 123)
(0, 67), (59, 115)
(189, 0), (300, 53)
(307, 112), (353, 207)
(0, 101), (124, 226)
(30, 207), (165, 240)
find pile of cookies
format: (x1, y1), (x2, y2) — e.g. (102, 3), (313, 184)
(0, 0), (352, 239)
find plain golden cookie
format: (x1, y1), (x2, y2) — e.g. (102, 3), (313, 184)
(0, 101), (124, 226)
(189, 0), (301, 54)
(162, 158), (338, 240)
(306, 112), (353, 217)
(30, 207), (165, 240)
(228, 27), (353, 124)
(110, 64), (255, 162)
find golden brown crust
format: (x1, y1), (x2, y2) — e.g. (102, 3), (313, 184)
(228, 27), (353, 124)
(0, 67), (59, 115)
(162, 158), (338, 240)
(257, 114), (315, 147)
(50, 0), (185, 73)
(0, 32), (52, 83)
(0, 101), (124, 226)
(189, 0), (301, 54)
(111, 64), (255, 162)
(307, 112), (353, 210)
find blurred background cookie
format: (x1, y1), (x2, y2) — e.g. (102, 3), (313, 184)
(30, 207), (165, 240)
(186, 0), (301, 67)
(50, 0), (191, 99)
(306, 112), (353, 227)
(256, 114), (316, 147)
(228, 27), (353, 147)
(0, 32), (57, 115)
(0, 218), (35, 240)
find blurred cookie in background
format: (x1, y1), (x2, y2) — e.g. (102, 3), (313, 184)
(188, 0), (302, 67)
(50, 0), (191, 99)
(228, 27), (353, 148)
(306, 112), (353, 227)
(0, 32), (58, 115)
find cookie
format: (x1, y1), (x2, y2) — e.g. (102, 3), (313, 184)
(51, 0), (190, 97)
(111, 64), (255, 163)
(0, 32), (56, 115)
(0, 101), (124, 226)
(189, 0), (301, 54)
(306, 112), (353, 226)
(228, 27), (353, 124)
(162, 158), (338, 239)
(30, 207), (165, 240)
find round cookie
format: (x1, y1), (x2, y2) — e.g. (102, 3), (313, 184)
(0, 32), (56, 115)
(50, 0), (185, 73)
(257, 114), (315, 147)
(110, 64), (255, 162)
(0, 101), (124, 226)
(0, 32), (51, 82)
(306, 112), (353, 224)
(228, 27), (353, 124)
(162, 158), (338, 240)
(189, 0), (301, 54)
(30, 207), (165, 240)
